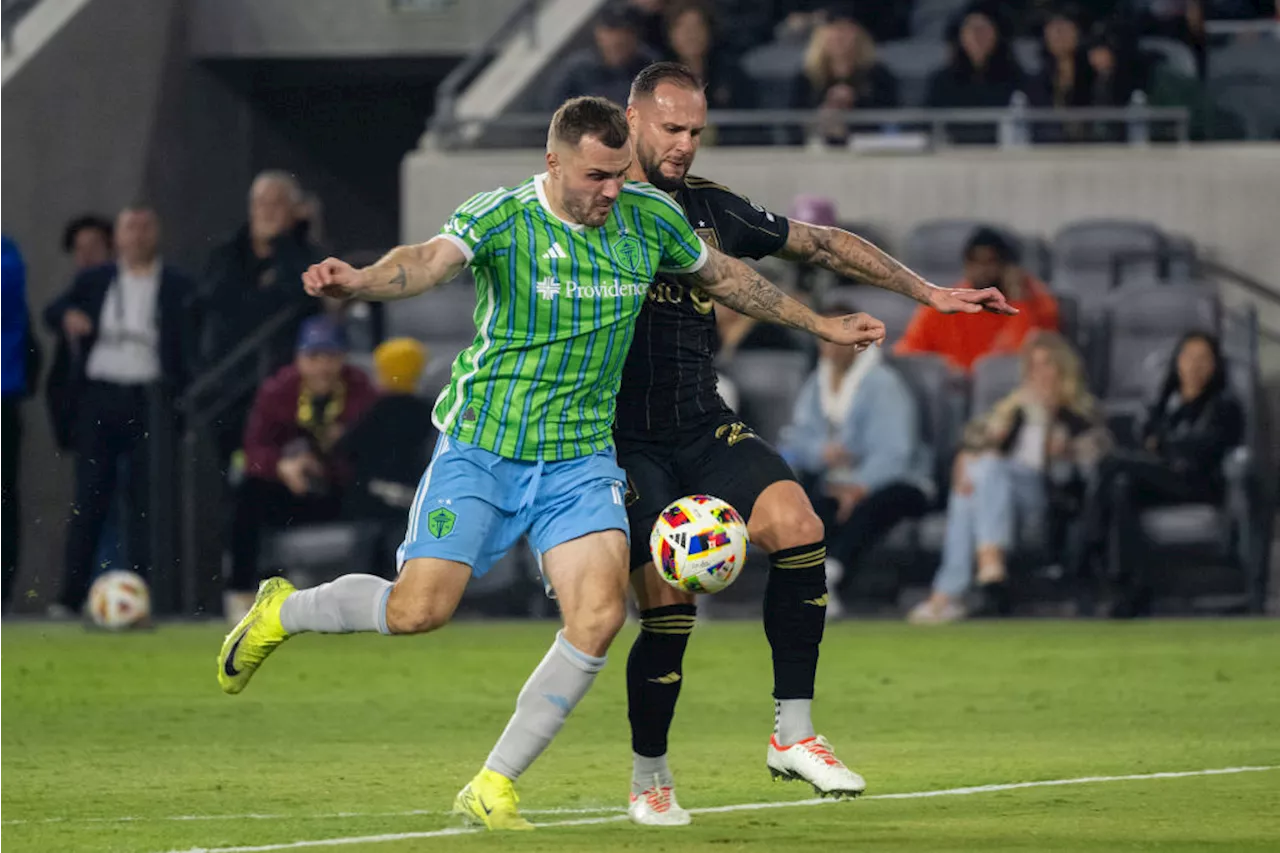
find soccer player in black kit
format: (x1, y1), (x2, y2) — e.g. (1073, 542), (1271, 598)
(617, 63), (1016, 825)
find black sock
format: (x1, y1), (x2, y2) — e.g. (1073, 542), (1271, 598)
(764, 543), (828, 700)
(626, 604), (696, 758)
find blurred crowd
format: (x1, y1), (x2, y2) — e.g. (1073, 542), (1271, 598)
(543, 0), (1278, 144)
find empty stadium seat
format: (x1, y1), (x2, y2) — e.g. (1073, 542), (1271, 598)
(910, 0), (968, 39)
(1140, 36), (1199, 79)
(1051, 219), (1167, 307)
(721, 350), (811, 444)
(385, 278), (477, 341)
(1013, 38), (1042, 77)
(739, 40), (804, 109)
(970, 353), (1021, 415)
(1102, 285), (1219, 400)
(905, 219), (1004, 285)
(1206, 39), (1280, 140)
(876, 39), (950, 107)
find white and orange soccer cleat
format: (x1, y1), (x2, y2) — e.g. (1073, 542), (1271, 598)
(766, 734), (866, 798)
(628, 777), (692, 826)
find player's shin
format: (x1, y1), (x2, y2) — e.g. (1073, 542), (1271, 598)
(484, 630), (606, 781)
(626, 603), (696, 792)
(764, 543), (828, 746)
(278, 574), (394, 634)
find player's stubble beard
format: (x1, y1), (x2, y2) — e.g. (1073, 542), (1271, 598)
(636, 137), (687, 193)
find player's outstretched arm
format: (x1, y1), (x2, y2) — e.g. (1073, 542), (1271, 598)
(685, 247), (885, 348)
(777, 221), (1018, 316)
(302, 237), (468, 302)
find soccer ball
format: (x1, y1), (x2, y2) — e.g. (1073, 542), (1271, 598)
(87, 570), (151, 630)
(649, 495), (749, 594)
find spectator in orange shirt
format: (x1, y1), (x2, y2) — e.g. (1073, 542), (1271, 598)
(895, 228), (1059, 372)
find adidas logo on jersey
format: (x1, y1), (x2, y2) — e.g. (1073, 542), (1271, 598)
(541, 243), (569, 260)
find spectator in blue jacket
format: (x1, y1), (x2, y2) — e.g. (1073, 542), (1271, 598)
(779, 304), (934, 617)
(2, 234), (35, 607)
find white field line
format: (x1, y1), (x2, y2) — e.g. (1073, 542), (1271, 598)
(136, 765), (1276, 853)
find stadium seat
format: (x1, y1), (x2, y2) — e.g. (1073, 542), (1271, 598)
(822, 284), (918, 345)
(876, 39), (950, 107)
(721, 350), (811, 444)
(904, 218), (1008, 286)
(1139, 37), (1199, 79)
(1101, 285), (1219, 400)
(910, 0), (968, 39)
(970, 353), (1020, 415)
(1013, 38), (1042, 77)
(739, 40), (804, 110)
(838, 221), (894, 254)
(385, 278), (477, 341)
(1206, 39), (1280, 140)
(1050, 219), (1167, 308)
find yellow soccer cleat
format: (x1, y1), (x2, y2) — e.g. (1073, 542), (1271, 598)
(453, 768), (534, 831)
(216, 577), (296, 695)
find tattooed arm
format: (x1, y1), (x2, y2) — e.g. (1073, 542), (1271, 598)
(685, 246), (885, 347)
(777, 221), (1017, 315)
(301, 237), (468, 302)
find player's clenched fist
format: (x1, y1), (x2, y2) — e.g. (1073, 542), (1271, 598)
(820, 312), (886, 350)
(302, 257), (364, 300)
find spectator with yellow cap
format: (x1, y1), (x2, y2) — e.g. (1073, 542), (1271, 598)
(338, 337), (437, 523)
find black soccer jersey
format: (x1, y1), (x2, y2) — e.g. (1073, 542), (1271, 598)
(614, 175), (789, 439)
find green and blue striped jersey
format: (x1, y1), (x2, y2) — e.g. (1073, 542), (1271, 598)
(432, 173), (708, 461)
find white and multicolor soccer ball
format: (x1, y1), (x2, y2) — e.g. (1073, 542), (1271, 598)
(649, 495), (749, 594)
(88, 570), (151, 630)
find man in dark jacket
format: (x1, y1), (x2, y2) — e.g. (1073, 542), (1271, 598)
(546, 5), (659, 110)
(2, 234), (35, 607)
(42, 206), (191, 615)
(225, 317), (376, 620)
(199, 171), (323, 460)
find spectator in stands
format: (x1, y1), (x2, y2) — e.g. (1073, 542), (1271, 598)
(2, 235), (35, 608)
(896, 228), (1059, 372)
(338, 338), (435, 523)
(926, 4), (1035, 144)
(62, 214), (114, 271)
(1132, 0), (1206, 76)
(910, 331), (1110, 624)
(774, 2), (910, 45)
(779, 305), (935, 619)
(790, 8), (900, 146)
(546, 5), (660, 110)
(664, 1), (753, 143)
(1073, 332), (1244, 617)
(43, 206), (191, 617)
(199, 170), (323, 459)
(626, 0), (669, 53)
(1034, 5), (1093, 141)
(225, 317), (376, 621)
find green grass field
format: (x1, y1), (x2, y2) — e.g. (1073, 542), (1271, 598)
(3, 619), (1278, 853)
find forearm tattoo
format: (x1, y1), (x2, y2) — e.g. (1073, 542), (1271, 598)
(785, 222), (936, 305)
(390, 264), (408, 292)
(693, 252), (817, 333)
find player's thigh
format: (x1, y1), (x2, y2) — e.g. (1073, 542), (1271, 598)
(679, 415), (818, 552)
(616, 436), (681, 573)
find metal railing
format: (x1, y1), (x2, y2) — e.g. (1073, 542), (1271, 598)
(431, 104), (1192, 150)
(429, 0), (543, 137)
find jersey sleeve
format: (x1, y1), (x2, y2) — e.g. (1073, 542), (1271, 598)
(643, 191), (709, 274)
(437, 190), (515, 268)
(707, 186), (789, 260)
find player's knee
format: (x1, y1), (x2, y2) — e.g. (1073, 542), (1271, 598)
(384, 589), (454, 635)
(564, 599), (626, 657)
(753, 506), (825, 552)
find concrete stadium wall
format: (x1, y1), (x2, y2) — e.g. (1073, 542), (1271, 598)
(2, 0), (255, 609)
(188, 0), (523, 58)
(403, 143), (1280, 366)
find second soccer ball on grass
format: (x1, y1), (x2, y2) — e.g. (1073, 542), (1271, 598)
(649, 495), (749, 594)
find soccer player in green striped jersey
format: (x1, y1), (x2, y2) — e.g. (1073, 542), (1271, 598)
(215, 96), (884, 831)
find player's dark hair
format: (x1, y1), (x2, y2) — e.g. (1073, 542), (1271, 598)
(61, 214), (113, 254)
(629, 61), (705, 104)
(549, 96), (630, 149)
(964, 227), (1018, 264)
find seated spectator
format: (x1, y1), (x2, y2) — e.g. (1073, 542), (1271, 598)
(626, 0), (669, 54)
(199, 170), (323, 460)
(910, 331), (1110, 624)
(926, 4), (1035, 144)
(2, 234), (34, 608)
(42, 206), (191, 617)
(1072, 332), (1244, 617)
(664, 1), (753, 143)
(774, 2), (910, 45)
(338, 338), (436, 523)
(546, 5), (660, 110)
(895, 228), (1059, 373)
(1034, 5), (1093, 141)
(790, 8), (899, 146)
(225, 317), (377, 621)
(779, 307), (935, 618)
(62, 214), (114, 271)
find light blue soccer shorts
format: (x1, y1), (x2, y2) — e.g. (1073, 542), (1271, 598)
(397, 434), (630, 578)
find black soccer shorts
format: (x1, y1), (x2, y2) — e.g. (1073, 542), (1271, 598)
(616, 410), (798, 571)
